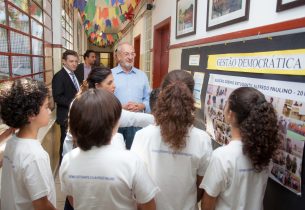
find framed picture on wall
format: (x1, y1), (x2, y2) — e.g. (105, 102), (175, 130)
(176, 0), (197, 38)
(206, 0), (250, 31)
(276, 0), (305, 12)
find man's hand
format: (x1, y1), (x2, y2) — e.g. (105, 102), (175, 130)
(124, 102), (145, 112)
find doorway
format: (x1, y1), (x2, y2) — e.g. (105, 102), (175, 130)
(153, 17), (170, 88)
(134, 35), (141, 69)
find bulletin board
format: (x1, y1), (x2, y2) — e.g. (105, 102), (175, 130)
(181, 32), (305, 209)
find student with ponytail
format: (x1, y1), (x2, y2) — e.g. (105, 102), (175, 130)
(131, 70), (212, 210)
(200, 87), (280, 210)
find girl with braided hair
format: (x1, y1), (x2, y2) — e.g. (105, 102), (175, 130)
(200, 87), (280, 210)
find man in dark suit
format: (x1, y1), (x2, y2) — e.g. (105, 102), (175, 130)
(75, 49), (96, 82)
(52, 50), (80, 163)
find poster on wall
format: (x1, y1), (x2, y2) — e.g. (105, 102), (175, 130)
(207, 49), (305, 76)
(204, 74), (304, 195)
(193, 72), (205, 108)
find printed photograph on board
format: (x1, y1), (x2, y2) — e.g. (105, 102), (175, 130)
(204, 74), (304, 194)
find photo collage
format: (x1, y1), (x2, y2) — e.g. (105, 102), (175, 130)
(270, 99), (304, 194)
(203, 74), (304, 195)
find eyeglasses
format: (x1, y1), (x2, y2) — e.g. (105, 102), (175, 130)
(121, 52), (136, 57)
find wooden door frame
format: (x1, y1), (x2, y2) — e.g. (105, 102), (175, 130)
(134, 34), (141, 69)
(153, 17), (171, 88)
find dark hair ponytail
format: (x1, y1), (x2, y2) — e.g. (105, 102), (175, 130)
(86, 67), (112, 88)
(228, 87), (280, 172)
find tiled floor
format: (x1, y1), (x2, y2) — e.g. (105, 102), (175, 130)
(55, 173), (65, 210)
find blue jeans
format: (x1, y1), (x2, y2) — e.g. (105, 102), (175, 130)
(118, 127), (141, 149)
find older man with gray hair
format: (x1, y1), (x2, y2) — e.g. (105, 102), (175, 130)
(112, 42), (151, 149)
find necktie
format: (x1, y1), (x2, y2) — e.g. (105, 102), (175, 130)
(70, 72), (79, 91)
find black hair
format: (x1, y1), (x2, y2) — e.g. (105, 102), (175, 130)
(228, 87), (280, 172)
(0, 78), (48, 128)
(83, 50), (95, 60)
(79, 67), (112, 95)
(86, 67), (112, 89)
(149, 88), (160, 114)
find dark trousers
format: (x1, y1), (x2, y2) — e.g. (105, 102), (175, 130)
(59, 124), (67, 164)
(64, 198), (74, 210)
(118, 127), (141, 149)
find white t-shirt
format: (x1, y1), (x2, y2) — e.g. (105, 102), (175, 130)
(1, 135), (56, 210)
(131, 125), (212, 210)
(62, 132), (126, 156)
(200, 140), (269, 210)
(111, 133), (126, 150)
(59, 144), (159, 210)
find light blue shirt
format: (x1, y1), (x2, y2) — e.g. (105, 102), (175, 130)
(112, 64), (151, 113)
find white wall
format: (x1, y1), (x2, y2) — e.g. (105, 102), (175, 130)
(133, 18), (144, 51)
(52, 0), (62, 45)
(151, 0), (305, 46)
(52, 0), (62, 74)
(133, 18), (144, 69)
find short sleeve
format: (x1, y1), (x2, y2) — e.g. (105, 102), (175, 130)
(132, 158), (159, 204)
(23, 158), (52, 201)
(59, 155), (72, 196)
(131, 130), (144, 156)
(199, 152), (227, 197)
(197, 135), (213, 176)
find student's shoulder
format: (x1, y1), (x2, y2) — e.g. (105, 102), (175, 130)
(190, 127), (211, 142)
(114, 147), (143, 163)
(136, 124), (159, 136)
(63, 147), (81, 159)
(61, 148), (81, 166)
(211, 144), (232, 160)
(11, 140), (48, 164)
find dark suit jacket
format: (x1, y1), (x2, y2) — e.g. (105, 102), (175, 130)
(75, 63), (84, 82)
(52, 68), (82, 126)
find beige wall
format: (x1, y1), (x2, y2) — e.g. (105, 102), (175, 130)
(53, 47), (63, 74)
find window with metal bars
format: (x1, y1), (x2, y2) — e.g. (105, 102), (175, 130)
(0, 0), (53, 84)
(61, 0), (73, 51)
